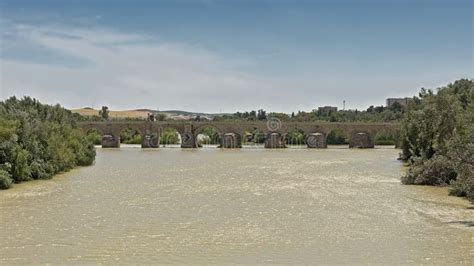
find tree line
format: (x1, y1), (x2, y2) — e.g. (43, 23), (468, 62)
(0, 97), (96, 189)
(212, 104), (404, 123)
(400, 79), (473, 201)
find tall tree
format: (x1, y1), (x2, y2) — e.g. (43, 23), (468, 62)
(99, 106), (109, 121)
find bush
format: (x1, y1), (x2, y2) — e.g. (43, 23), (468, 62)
(120, 128), (142, 144)
(450, 173), (474, 200)
(0, 169), (13, 189)
(402, 155), (457, 185)
(374, 130), (396, 145)
(286, 128), (305, 145)
(123, 134), (142, 144)
(400, 79), (474, 201)
(447, 136), (474, 201)
(87, 130), (102, 145)
(160, 129), (180, 145)
(30, 160), (52, 180)
(0, 96), (96, 189)
(76, 142), (96, 166)
(11, 146), (32, 182)
(327, 129), (348, 144)
(375, 139), (396, 145)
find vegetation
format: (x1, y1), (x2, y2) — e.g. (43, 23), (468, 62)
(86, 129), (102, 145)
(160, 128), (180, 145)
(0, 97), (96, 189)
(156, 113), (167, 121)
(400, 79), (474, 201)
(374, 130), (397, 145)
(286, 128), (306, 145)
(120, 128), (142, 144)
(99, 106), (109, 120)
(198, 127), (221, 145)
(214, 104), (405, 123)
(326, 129), (348, 145)
(241, 129), (266, 144)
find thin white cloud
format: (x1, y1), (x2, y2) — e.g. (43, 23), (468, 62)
(0, 23), (273, 112)
(1, 21), (470, 113)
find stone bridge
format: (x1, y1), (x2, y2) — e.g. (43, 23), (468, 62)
(77, 121), (400, 149)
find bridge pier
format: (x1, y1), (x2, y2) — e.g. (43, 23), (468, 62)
(349, 132), (374, 148)
(265, 133), (286, 149)
(181, 132), (198, 148)
(142, 134), (159, 148)
(306, 133), (327, 148)
(220, 133), (242, 148)
(102, 134), (120, 148)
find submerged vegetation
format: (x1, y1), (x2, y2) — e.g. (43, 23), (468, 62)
(400, 79), (474, 201)
(0, 97), (96, 189)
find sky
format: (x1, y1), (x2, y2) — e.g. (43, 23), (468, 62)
(0, 0), (472, 113)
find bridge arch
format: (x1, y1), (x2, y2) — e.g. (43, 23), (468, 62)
(240, 126), (266, 146)
(85, 128), (103, 145)
(193, 123), (223, 135)
(326, 128), (349, 145)
(119, 127), (142, 145)
(374, 129), (397, 146)
(85, 127), (104, 135)
(159, 127), (181, 146)
(194, 125), (222, 147)
(285, 127), (307, 146)
(157, 123), (185, 135)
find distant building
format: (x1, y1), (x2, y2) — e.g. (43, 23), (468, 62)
(317, 106), (338, 115)
(386, 98), (411, 107)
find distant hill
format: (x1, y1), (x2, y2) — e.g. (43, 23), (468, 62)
(72, 108), (150, 119)
(72, 108), (231, 120)
(160, 110), (230, 117)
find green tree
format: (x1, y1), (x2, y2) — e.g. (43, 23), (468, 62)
(400, 79), (474, 201)
(326, 129), (348, 144)
(0, 96), (96, 189)
(99, 106), (109, 121)
(160, 128), (180, 145)
(157, 113), (167, 121)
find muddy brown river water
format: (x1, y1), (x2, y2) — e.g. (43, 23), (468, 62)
(0, 146), (472, 264)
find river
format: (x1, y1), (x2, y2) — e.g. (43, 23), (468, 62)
(0, 146), (472, 264)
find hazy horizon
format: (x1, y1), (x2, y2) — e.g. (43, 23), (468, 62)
(1, 0), (472, 113)
(0, 77), (470, 114)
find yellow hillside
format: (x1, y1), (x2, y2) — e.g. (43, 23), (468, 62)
(72, 108), (150, 119)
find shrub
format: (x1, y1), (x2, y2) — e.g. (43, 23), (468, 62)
(160, 129), (180, 145)
(327, 129), (348, 144)
(87, 130), (102, 145)
(450, 171), (474, 201)
(123, 134), (142, 144)
(447, 136), (474, 201)
(375, 139), (396, 145)
(399, 79), (474, 201)
(30, 160), (52, 180)
(0, 96), (96, 189)
(402, 155), (457, 185)
(374, 130), (396, 145)
(0, 169), (13, 189)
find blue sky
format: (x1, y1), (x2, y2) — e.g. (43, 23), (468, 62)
(0, 0), (472, 112)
